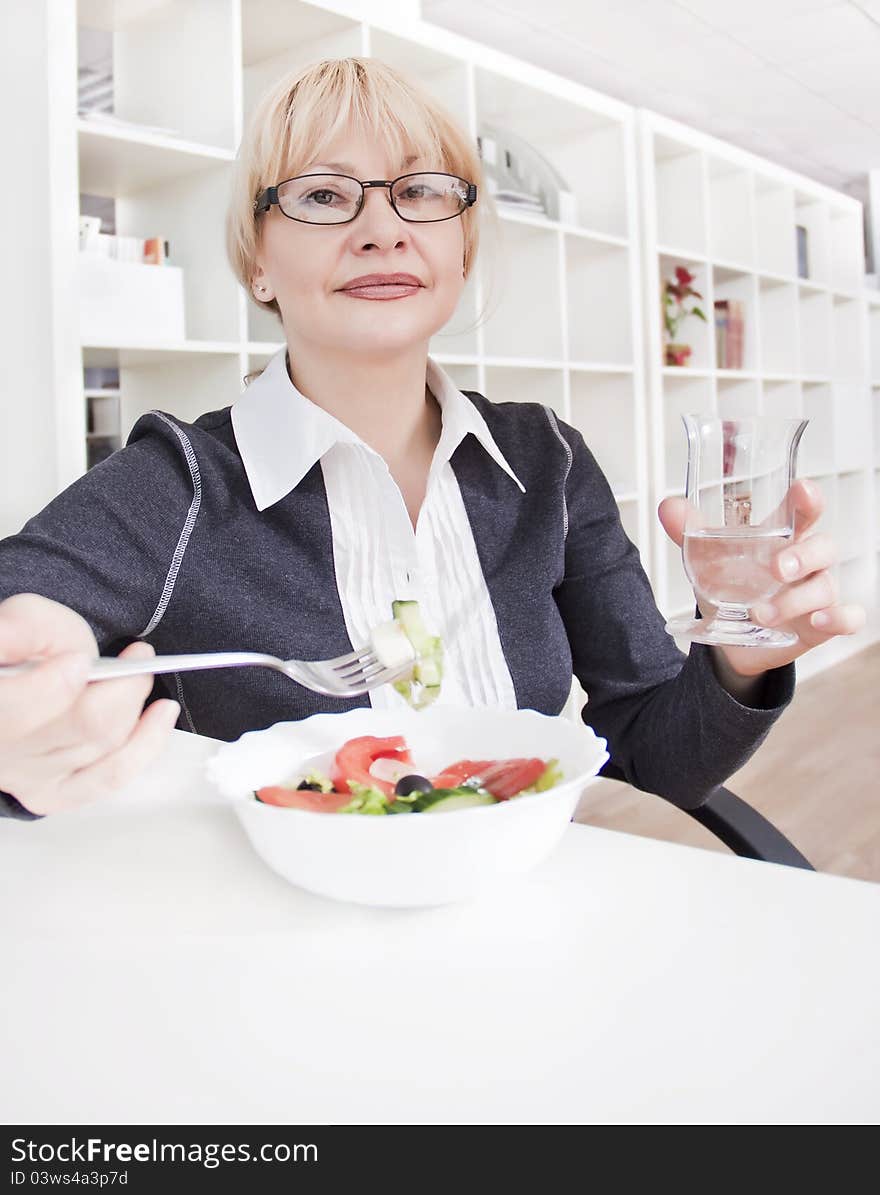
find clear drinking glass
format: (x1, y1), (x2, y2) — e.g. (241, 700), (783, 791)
(664, 414), (809, 648)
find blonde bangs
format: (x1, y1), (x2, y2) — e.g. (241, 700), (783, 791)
(226, 57), (491, 327)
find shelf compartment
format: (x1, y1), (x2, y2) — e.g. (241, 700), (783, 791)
(755, 181), (796, 277)
(713, 266), (758, 373)
(116, 353), (244, 439)
(658, 253), (713, 371)
(830, 208), (865, 295)
(661, 372), (714, 493)
(837, 555), (873, 607)
(869, 303), (880, 382)
(565, 238), (632, 366)
(370, 29), (471, 131)
(474, 66), (628, 239)
(569, 371), (638, 496)
(118, 163), (241, 342)
(81, 340), (240, 368)
(794, 193), (830, 288)
(79, 1), (238, 152)
(762, 378), (802, 418)
(757, 278), (798, 377)
(707, 159), (754, 268)
(242, 0), (361, 68)
(482, 365), (565, 418)
(482, 220), (563, 359)
(800, 382), (835, 476)
(797, 289), (832, 378)
(831, 297), (864, 382)
(77, 122), (234, 196)
(653, 136), (706, 258)
(716, 376), (760, 419)
(836, 471), (869, 561)
(435, 362), (481, 395)
(242, 2), (362, 132)
(833, 382), (870, 473)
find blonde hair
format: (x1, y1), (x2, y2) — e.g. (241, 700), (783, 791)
(225, 56), (499, 384)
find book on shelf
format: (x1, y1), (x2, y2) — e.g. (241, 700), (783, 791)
(796, 224), (810, 279)
(79, 216), (170, 264)
(714, 299), (744, 369)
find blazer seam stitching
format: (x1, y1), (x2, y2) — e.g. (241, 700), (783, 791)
(542, 406), (572, 540)
(138, 412), (202, 638)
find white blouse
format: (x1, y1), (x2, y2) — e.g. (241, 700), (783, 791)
(230, 347), (526, 711)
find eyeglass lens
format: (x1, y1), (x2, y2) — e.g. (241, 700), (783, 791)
(275, 173), (469, 223)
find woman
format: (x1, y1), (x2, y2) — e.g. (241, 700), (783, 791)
(0, 58), (864, 820)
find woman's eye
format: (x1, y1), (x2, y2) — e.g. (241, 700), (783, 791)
(305, 189), (339, 205)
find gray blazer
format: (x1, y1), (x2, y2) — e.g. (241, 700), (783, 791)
(0, 394), (795, 819)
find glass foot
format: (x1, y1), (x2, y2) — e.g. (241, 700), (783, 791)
(664, 615), (798, 648)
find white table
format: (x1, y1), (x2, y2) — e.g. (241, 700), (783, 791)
(2, 729), (879, 1126)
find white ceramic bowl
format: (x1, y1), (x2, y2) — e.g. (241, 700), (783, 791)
(204, 706), (608, 908)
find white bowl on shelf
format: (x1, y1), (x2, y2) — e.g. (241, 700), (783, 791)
(204, 706), (609, 909)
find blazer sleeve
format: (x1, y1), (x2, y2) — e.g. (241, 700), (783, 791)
(0, 413), (199, 820)
(551, 418), (795, 810)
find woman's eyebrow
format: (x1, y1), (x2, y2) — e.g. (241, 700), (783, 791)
(303, 154), (420, 175)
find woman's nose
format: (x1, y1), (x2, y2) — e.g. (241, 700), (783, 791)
(353, 185), (410, 249)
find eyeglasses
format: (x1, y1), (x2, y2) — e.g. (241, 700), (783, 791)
(253, 171), (477, 225)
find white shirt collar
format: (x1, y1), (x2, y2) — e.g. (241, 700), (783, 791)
(231, 346), (526, 511)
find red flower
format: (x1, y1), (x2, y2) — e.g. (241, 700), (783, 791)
(675, 266), (695, 287)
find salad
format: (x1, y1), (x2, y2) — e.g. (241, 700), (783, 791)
(255, 734), (563, 815)
(370, 600), (443, 709)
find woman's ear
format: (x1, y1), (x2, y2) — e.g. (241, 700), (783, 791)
(252, 276), (274, 301)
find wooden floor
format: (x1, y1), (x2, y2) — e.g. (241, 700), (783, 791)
(574, 642), (880, 883)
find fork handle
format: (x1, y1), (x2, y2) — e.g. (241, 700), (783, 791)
(0, 651), (281, 683)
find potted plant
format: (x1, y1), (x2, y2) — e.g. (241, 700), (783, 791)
(663, 265), (707, 366)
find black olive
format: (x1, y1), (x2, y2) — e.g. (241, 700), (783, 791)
(394, 774), (434, 797)
(297, 780), (323, 791)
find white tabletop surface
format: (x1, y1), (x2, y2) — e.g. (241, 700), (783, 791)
(2, 729), (879, 1126)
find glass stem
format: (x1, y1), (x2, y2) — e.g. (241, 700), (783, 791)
(713, 603), (751, 625)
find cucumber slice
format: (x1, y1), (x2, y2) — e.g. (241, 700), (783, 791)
(370, 618), (416, 670)
(413, 787), (497, 813)
(384, 600), (444, 708)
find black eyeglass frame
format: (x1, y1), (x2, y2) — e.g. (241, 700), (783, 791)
(253, 171), (478, 225)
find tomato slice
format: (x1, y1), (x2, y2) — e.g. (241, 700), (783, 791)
(430, 759), (493, 790)
(255, 786), (352, 812)
(478, 759), (547, 799)
(432, 758), (547, 800)
(330, 734), (413, 797)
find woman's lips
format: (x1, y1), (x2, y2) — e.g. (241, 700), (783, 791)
(339, 283), (422, 300)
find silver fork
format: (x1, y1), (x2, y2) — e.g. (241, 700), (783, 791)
(0, 643), (416, 699)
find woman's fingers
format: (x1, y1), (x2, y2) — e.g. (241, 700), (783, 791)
(754, 569), (838, 626)
(31, 640), (158, 760)
(0, 651), (94, 741)
(11, 697), (181, 816)
(806, 603), (867, 638)
(0, 594), (99, 742)
(58, 698), (181, 810)
(771, 531), (836, 585)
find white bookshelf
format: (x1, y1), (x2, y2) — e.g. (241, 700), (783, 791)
(5, 0), (876, 702)
(638, 109), (878, 680)
(867, 289), (880, 635)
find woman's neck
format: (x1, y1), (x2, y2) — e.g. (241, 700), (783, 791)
(284, 345), (441, 471)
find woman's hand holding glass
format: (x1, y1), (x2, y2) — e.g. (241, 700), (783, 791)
(659, 478), (867, 680)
